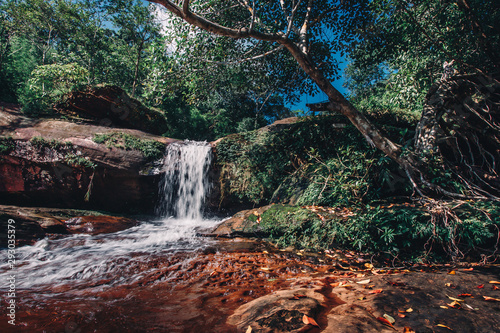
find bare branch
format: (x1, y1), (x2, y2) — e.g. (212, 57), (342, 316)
(182, 0), (190, 14)
(204, 45), (285, 65)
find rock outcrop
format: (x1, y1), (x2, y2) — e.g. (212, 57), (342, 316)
(55, 85), (169, 135)
(0, 104), (178, 213)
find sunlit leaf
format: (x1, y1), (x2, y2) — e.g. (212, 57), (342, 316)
(447, 296), (464, 302)
(477, 284), (485, 289)
(369, 289), (383, 294)
(246, 326), (252, 333)
(489, 281), (500, 284)
(437, 324), (453, 330)
(383, 314), (395, 324)
(302, 314), (320, 327)
(376, 316), (394, 328)
(357, 279), (371, 284)
(457, 294), (472, 297)
(483, 296), (500, 302)
(403, 327), (415, 333)
(448, 270), (456, 275)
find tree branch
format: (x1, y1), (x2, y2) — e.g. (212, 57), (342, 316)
(204, 45), (285, 65)
(149, 0), (283, 41)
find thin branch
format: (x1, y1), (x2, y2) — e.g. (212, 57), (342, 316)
(204, 45), (285, 65)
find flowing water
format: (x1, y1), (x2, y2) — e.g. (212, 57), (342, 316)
(0, 141), (334, 332)
(0, 141), (219, 289)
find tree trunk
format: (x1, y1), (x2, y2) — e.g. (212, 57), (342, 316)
(131, 39), (144, 98)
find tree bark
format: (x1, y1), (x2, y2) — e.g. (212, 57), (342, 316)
(131, 39), (144, 98)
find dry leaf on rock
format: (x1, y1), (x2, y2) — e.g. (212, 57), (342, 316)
(302, 314), (320, 327)
(437, 324), (453, 330)
(376, 316), (395, 328)
(383, 314), (396, 324)
(483, 296), (500, 302)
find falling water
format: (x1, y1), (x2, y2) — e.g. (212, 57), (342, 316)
(156, 141), (212, 220)
(0, 141), (219, 288)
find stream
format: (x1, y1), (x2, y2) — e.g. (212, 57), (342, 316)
(0, 141), (333, 332)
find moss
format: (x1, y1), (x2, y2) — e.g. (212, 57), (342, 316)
(64, 154), (96, 169)
(0, 136), (15, 154)
(30, 136), (73, 150)
(93, 132), (165, 161)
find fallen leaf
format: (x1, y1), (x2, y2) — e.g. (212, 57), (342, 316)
(289, 294), (307, 300)
(462, 268), (474, 271)
(440, 306), (449, 309)
(457, 294), (472, 297)
(364, 263), (374, 269)
(447, 296), (464, 302)
(358, 296), (366, 300)
(398, 313), (406, 318)
(448, 270), (456, 275)
(445, 283), (452, 287)
(376, 316), (394, 328)
(403, 327), (415, 333)
(357, 279), (371, 284)
(369, 289), (383, 294)
(437, 324), (453, 330)
(493, 285), (499, 290)
(246, 326), (252, 333)
(383, 314), (396, 324)
(447, 300), (461, 309)
(302, 314), (320, 327)
(388, 281), (406, 286)
(489, 281), (500, 284)
(330, 282), (340, 288)
(477, 284), (484, 289)
(406, 308), (413, 313)
(483, 296), (500, 302)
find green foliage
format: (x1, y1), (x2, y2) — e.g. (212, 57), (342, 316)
(21, 63), (88, 116)
(216, 116), (409, 206)
(346, 0), (500, 115)
(92, 132), (164, 161)
(64, 153), (96, 169)
(0, 136), (15, 154)
(256, 202), (500, 262)
(29, 136), (73, 150)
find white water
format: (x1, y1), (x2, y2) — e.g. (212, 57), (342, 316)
(0, 141), (219, 289)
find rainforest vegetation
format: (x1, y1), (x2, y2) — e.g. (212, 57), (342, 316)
(1, 0), (499, 261)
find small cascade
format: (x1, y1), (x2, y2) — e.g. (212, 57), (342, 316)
(0, 141), (219, 289)
(156, 141), (212, 220)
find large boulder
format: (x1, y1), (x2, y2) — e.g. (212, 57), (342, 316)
(55, 85), (169, 135)
(0, 107), (178, 213)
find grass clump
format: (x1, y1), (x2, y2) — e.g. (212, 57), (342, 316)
(93, 132), (164, 161)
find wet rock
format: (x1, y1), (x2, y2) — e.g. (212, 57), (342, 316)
(65, 215), (138, 235)
(0, 205), (137, 246)
(206, 205), (274, 237)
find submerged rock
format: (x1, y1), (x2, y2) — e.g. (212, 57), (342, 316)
(0, 205), (138, 246)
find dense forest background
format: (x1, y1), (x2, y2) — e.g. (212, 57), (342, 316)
(2, 0), (497, 141)
(1, 0), (499, 260)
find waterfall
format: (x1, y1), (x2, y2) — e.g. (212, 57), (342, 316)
(156, 141), (212, 220)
